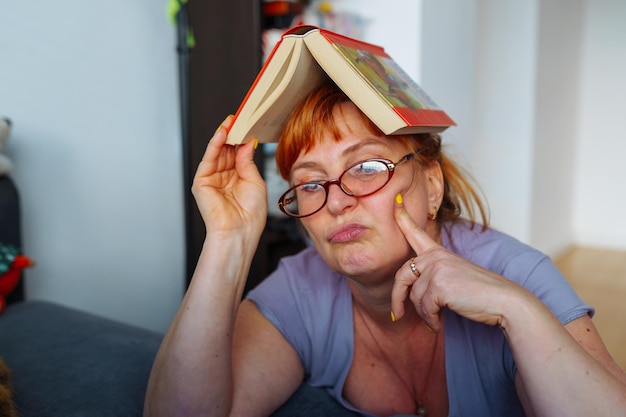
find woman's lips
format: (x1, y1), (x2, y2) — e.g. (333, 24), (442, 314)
(327, 223), (367, 243)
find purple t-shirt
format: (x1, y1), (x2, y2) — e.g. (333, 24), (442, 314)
(247, 221), (593, 417)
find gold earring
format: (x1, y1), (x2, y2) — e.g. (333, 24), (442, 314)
(428, 206), (438, 221)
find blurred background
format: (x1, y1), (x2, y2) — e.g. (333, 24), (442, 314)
(0, 0), (624, 349)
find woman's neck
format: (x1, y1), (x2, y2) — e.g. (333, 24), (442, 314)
(348, 278), (422, 331)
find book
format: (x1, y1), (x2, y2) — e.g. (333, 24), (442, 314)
(226, 25), (455, 145)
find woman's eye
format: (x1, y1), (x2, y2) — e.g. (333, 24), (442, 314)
(352, 161), (384, 176)
(299, 183), (323, 193)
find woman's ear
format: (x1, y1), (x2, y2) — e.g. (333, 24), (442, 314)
(424, 161), (444, 212)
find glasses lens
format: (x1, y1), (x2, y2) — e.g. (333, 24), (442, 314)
(342, 160), (390, 196)
(279, 160), (394, 218)
(280, 182), (327, 217)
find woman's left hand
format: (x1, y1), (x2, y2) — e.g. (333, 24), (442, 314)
(391, 197), (530, 331)
(392, 197), (626, 416)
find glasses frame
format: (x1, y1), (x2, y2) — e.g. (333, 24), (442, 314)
(277, 151), (422, 218)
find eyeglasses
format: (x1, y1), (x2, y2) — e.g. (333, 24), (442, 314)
(277, 152), (421, 218)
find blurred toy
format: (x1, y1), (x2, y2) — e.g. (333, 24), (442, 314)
(0, 117), (13, 176)
(0, 243), (34, 314)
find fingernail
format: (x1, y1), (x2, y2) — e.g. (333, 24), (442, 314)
(426, 325), (434, 333)
(390, 311), (396, 322)
(253, 138), (259, 150)
(215, 115), (235, 134)
(395, 193), (403, 205)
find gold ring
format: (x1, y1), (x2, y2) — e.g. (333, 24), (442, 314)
(409, 258), (420, 277)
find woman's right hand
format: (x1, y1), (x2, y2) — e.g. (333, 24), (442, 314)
(145, 118), (276, 417)
(191, 116), (268, 238)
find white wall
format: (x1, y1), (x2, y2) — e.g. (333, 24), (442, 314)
(422, 1), (540, 244)
(420, 0), (626, 255)
(420, 0), (476, 162)
(530, 0), (584, 255)
(472, 1), (539, 243)
(574, 0), (626, 249)
(0, 1), (185, 333)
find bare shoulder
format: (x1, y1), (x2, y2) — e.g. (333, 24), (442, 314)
(230, 300), (304, 416)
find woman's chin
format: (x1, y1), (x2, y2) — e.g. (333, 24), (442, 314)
(333, 250), (384, 278)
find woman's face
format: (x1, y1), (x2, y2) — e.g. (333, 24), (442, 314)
(292, 102), (443, 281)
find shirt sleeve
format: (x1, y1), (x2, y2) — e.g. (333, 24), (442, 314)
(444, 223), (595, 324)
(246, 247), (354, 386)
(500, 250), (595, 324)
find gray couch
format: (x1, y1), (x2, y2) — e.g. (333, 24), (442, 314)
(0, 300), (160, 416)
(0, 300), (359, 417)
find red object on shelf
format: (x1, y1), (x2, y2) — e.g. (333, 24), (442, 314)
(263, 1), (305, 17)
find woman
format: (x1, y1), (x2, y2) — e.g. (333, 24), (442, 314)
(144, 82), (626, 417)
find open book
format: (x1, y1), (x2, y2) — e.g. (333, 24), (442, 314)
(226, 25), (455, 145)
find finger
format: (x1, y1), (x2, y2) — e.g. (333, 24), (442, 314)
(201, 115), (235, 162)
(394, 193), (438, 256)
(410, 281), (443, 332)
(390, 257), (420, 321)
(392, 257), (443, 331)
(222, 113), (236, 130)
(235, 138), (263, 182)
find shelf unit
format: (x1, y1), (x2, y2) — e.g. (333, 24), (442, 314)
(184, 1), (308, 292)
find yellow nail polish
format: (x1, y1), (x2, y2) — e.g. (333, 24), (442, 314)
(215, 115), (234, 134)
(390, 311), (396, 322)
(253, 138), (259, 150)
(395, 193), (403, 205)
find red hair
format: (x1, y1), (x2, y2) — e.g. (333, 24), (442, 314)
(275, 80), (489, 227)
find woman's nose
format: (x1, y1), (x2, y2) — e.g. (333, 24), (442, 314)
(325, 182), (357, 215)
